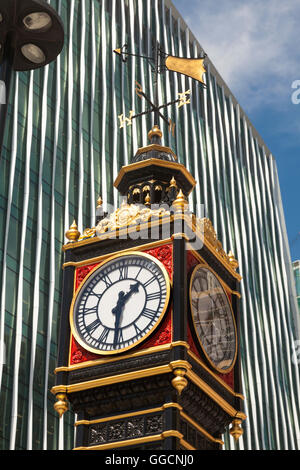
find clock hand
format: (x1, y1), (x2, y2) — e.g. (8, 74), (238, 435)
(112, 283), (139, 346)
(123, 282), (140, 301)
(112, 283), (139, 316)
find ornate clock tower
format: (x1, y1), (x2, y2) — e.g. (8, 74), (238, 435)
(52, 124), (246, 451)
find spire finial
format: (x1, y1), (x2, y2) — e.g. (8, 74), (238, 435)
(148, 125), (163, 144)
(65, 220), (80, 243)
(145, 193), (151, 207)
(173, 189), (188, 213)
(169, 176), (177, 188)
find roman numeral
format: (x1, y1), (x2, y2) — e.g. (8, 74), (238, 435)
(134, 324), (142, 336)
(146, 291), (161, 301)
(142, 308), (157, 320)
(98, 327), (110, 343)
(115, 328), (124, 344)
(134, 266), (143, 280)
(102, 274), (113, 288)
(90, 292), (102, 301)
(86, 319), (101, 335)
(79, 305), (98, 316)
(144, 276), (156, 288)
(119, 265), (128, 280)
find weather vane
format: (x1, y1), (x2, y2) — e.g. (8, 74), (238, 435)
(114, 42), (206, 135)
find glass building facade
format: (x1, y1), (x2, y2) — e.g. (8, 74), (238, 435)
(293, 261), (300, 312)
(0, 0), (299, 450)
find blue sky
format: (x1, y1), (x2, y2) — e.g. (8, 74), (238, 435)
(173, 0), (300, 262)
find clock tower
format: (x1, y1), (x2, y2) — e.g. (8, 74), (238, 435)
(52, 124), (246, 451)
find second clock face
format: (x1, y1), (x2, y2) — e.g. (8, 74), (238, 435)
(71, 252), (170, 354)
(189, 265), (237, 373)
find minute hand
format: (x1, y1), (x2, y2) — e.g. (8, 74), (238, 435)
(123, 282), (139, 303)
(112, 283), (139, 345)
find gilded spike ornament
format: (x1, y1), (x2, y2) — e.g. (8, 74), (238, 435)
(173, 189), (188, 213)
(65, 220), (80, 243)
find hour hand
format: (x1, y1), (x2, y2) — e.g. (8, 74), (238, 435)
(129, 283), (139, 294)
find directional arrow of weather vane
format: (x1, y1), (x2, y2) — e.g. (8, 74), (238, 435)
(114, 42), (206, 135)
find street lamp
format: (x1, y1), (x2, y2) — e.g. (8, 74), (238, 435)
(0, 0), (64, 156)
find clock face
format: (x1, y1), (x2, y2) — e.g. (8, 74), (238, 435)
(70, 252), (170, 355)
(189, 265), (237, 373)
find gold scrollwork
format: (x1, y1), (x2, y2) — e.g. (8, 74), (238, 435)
(197, 218), (239, 272)
(96, 202), (170, 235)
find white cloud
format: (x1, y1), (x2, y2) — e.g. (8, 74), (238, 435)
(172, 0), (300, 110)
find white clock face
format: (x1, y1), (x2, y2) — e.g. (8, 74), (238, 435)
(189, 265), (237, 373)
(71, 252), (170, 354)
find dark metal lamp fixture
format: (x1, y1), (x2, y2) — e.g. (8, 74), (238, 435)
(0, 0), (64, 156)
(0, 0), (64, 71)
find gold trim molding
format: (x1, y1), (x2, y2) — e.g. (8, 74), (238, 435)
(135, 143), (178, 161)
(180, 410), (224, 445)
(52, 359), (246, 422)
(55, 341), (189, 374)
(63, 215), (241, 284)
(187, 349), (245, 400)
(54, 341), (244, 401)
(114, 158), (196, 191)
(186, 369), (246, 420)
(62, 238), (173, 269)
(63, 209), (240, 282)
(74, 430), (183, 451)
(75, 402), (183, 427)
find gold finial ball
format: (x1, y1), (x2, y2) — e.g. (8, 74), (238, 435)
(148, 125), (163, 141)
(229, 419), (243, 441)
(65, 220), (80, 242)
(171, 369), (188, 396)
(54, 393), (68, 418)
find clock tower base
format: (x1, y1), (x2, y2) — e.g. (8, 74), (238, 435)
(70, 365), (228, 450)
